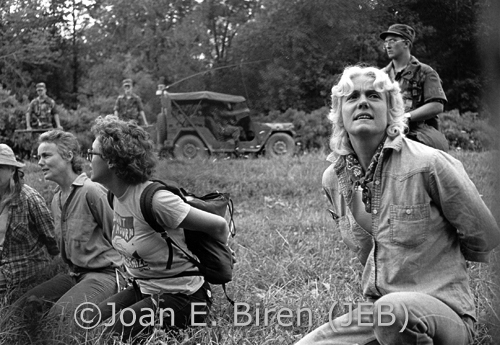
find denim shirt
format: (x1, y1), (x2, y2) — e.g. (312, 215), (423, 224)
(52, 173), (123, 270)
(322, 135), (500, 320)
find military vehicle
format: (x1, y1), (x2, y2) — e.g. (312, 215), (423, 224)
(155, 87), (297, 160)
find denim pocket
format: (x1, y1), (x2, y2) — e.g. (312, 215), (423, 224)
(389, 204), (429, 247)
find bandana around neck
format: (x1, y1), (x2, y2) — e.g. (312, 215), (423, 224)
(344, 138), (386, 213)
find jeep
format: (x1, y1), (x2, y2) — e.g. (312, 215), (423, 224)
(155, 88), (297, 160)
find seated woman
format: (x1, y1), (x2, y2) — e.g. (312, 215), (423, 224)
(85, 115), (229, 342)
(0, 144), (59, 295)
(295, 66), (500, 345)
(12, 130), (123, 329)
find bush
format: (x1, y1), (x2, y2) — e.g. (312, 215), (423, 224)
(0, 94), (101, 158)
(0, 90), (34, 158)
(441, 110), (497, 151)
(59, 107), (101, 152)
(255, 107), (331, 153)
(255, 108), (497, 153)
(0, 91), (21, 147)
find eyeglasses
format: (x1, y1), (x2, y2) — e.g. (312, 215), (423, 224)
(87, 149), (102, 161)
(383, 39), (405, 47)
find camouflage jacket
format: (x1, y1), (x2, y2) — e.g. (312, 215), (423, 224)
(114, 93), (144, 122)
(27, 96), (57, 128)
(382, 56), (447, 130)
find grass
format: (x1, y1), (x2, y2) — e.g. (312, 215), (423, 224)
(1, 150), (499, 344)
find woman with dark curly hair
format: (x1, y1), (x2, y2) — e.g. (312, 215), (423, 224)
(0, 144), (59, 294)
(86, 115), (228, 341)
(12, 130), (123, 327)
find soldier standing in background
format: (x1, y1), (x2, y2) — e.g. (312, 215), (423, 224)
(113, 79), (149, 126)
(380, 24), (448, 151)
(25, 83), (62, 130)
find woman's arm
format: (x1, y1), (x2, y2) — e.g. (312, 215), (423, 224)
(153, 189), (230, 243)
(430, 151), (500, 262)
(25, 186), (60, 256)
(179, 207), (229, 243)
(85, 180), (114, 242)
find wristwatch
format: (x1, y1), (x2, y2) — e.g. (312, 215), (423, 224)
(404, 112), (412, 121)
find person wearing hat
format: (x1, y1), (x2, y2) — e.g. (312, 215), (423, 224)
(25, 82), (63, 130)
(380, 24), (449, 152)
(10, 130), (124, 337)
(113, 79), (149, 126)
(0, 144), (59, 294)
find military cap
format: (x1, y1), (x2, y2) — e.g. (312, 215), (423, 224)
(122, 79), (133, 86)
(380, 24), (416, 43)
(36, 82), (46, 90)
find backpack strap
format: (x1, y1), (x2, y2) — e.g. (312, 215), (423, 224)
(110, 181), (235, 305)
(140, 181), (204, 274)
(140, 182), (235, 305)
(107, 189), (115, 209)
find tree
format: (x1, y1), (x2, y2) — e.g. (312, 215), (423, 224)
(371, 0), (484, 112)
(217, 0), (380, 112)
(0, 0), (61, 96)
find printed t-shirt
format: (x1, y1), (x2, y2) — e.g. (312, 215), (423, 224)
(112, 182), (204, 295)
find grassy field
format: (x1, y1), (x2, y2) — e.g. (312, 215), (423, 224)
(1, 150), (499, 344)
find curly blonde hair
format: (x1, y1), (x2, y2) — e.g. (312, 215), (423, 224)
(328, 65), (406, 156)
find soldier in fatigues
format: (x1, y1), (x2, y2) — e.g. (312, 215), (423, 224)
(380, 24), (449, 151)
(25, 82), (62, 130)
(114, 79), (149, 126)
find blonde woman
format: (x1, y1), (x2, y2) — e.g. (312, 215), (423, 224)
(12, 130), (123, 324)
(0, 144), (59, 293)
(296, 66), (500, 345)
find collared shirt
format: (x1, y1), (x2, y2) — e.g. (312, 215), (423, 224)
(322, 135), (500, 320)
(113, 93), (145, 123)
(0, 185), (59, 288)
(27, 96), (57, 128)
(382, 56), (447, 130)
(52, 173), (123, 271)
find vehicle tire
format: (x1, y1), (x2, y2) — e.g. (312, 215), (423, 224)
(156, 113), (167, 145)
(173, 135), (209, 160)
(265, 133), (295, 158)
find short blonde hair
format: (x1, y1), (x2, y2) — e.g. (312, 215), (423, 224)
(328, 65), (406, 156)
(39, 130), (84, 174)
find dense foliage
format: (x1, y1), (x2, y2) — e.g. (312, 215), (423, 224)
(0, 1), (495, 112)
(0, 0), (497, 154)
(2, 91), (495, 156)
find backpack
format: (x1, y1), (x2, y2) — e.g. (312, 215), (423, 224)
(107, 180), (236, 302)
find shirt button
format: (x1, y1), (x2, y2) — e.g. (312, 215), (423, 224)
(374, 180), (380, 185)
(406, 209), (412, 215)
(373, 209), (378, 215)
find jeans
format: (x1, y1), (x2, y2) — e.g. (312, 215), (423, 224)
(12, 268), (121, 324)
(87, 281), (212, 342)
(295, 292), (475, 345)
